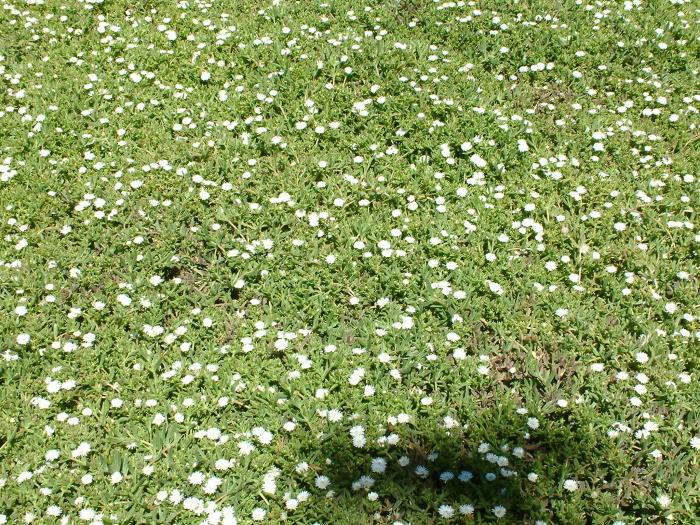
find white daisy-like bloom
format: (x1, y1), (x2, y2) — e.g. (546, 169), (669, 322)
(188, 471), (205, 485)
(238, 441), (256, 456)
(327, 409), (343, 422)
(470, 153), (487, 168)
(46, 506), (62, 517)
(79, 509), (96, 521)
(315, 476), (330, 489)
(487, 280), (504, 296)
(71, 442), (91, 458)
(371, 457), (387, 473)
(656, 494), (671, 508)
(563, 479), (578, 492)
(349, 367), (365, 385)
(437, 505), (454, 518)
(203, 476), (222, 494)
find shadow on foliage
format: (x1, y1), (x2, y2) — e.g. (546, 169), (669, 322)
(300, 406), (620, 525)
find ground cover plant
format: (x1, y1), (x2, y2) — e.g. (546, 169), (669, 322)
(1, 0), (699, 523)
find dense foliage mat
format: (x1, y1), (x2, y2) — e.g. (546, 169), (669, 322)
(1, 0), (699, 523)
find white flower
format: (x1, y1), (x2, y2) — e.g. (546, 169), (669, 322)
(486, 280), (504, 296)
(453, 347), (466, 360)
(470, 153), (487, 168)
(238, 441), (255, 455)
(251, 508), (266, 521)
(545, 261), (558, 271)
(188, 471), (205, 485)
(222, 507), (238, 525)
(527, 417), (540, 430)
(349, 367), (365, 385)
(72, 442), (91, 458)
(315, 475), (330, 489)
(16, 471), (32, 483)
(16, 333), (30, 345)
(656, 494), (671, 508)
(563, 479), (578, 492)
(262, 469), (278, 495)
(79, 509), (96, 521)
(438, 505), (454, 518)
(327, 409), (342, 422)
(492, 505), (507, 518)
(203, 476), (222, 494)
(110, 471), (123, 484)
(371, 457), (387, 473)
